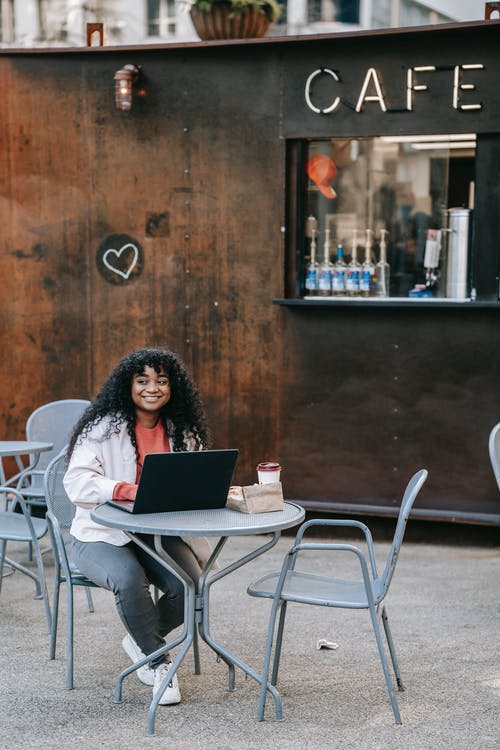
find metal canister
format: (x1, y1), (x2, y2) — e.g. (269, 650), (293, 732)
(445, 208), (470, 300)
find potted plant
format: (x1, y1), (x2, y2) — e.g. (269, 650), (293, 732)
(189, 0), (281, 41)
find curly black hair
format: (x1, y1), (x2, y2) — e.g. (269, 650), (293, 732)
(67, 348), (209, 460)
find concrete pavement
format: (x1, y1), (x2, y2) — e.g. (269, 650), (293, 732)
(0, 533), (498, 750)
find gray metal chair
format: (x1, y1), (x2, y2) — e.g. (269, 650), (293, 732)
(15, 399), (90, 511)
(247, 469), (428, 724)
(0, 486), (51, 629)
(44, 449), (98, 689)
(488, 422), (500, 492)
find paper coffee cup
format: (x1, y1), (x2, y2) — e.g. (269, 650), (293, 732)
(257, 461), (282, 484)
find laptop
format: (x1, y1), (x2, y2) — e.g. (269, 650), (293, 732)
(106, 449), (238, 514)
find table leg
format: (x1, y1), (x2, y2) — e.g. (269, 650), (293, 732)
(114, 532), (198, 735)
(146, 639), (193, 735)
(197, 532), (283, 720)
(2, 556), (39, 591)
(115, 531), (284, 734)
(195, 537), (236, 687)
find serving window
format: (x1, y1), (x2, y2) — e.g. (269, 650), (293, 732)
(289, 134), (478, 302)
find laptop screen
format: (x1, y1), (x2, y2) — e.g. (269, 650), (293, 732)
(108, 449), (238, 514)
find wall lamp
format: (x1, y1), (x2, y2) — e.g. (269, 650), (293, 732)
(114, 64), (141, 111)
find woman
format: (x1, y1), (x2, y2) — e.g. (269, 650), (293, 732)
(64, 347), (210, 705)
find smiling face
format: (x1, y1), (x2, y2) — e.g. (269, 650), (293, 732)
(131, 365), (171, 426)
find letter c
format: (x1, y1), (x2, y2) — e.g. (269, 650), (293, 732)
(305, 68), (341, 114)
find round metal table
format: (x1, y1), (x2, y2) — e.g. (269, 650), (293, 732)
(0, 440), (54, 457)
(0, 440), (54, 483)
(91, 501), (305, 735)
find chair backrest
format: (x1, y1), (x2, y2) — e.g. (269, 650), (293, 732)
(488, 423), (500, 492)
(378, 469), (428, 596)
(26, 399), (90, 478)
(44, 450), (76, 531)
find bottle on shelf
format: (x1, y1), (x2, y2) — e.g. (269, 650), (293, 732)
(304, 227), (319, 296)
(317, 228), (333, 296)
(345, 229), (361, 296)
(375, 228), (390, 297)
(331, 244), (346, 295)
(360, 228), (375, 297)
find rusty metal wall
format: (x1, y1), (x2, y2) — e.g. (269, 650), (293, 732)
(0, 47), (285, 485)
(278, 305), (500, 519)
(0, 22), (499, 521)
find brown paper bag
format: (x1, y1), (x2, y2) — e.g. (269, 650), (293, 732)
(226, 482), (284, 514)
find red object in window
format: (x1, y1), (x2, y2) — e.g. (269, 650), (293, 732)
(307, 154), (337, 199)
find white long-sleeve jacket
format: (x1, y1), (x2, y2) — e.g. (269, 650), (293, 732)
(63, 416), (213, 565)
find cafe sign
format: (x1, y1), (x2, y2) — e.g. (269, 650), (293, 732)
(305, 64), (484, 115)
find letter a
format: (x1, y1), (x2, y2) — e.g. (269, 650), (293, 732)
(355, 68), (387, 112)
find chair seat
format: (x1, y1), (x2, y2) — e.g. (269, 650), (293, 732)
(67, 562), (98, 586)
(0, 513), (47, 542)
(249, 569), (381, 608)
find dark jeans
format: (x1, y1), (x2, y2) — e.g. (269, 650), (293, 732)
(71, 535), (202, 667)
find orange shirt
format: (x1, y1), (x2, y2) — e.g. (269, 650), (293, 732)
(112, 421), (170, 501)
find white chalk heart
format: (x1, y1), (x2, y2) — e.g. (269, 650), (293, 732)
(103, 243), (139, 280)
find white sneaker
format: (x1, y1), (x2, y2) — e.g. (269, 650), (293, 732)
(121, 634), (155, 686)
(153, 660), (181, 705)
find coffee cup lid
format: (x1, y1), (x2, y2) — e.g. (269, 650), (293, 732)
(257, 462), (282, 471)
